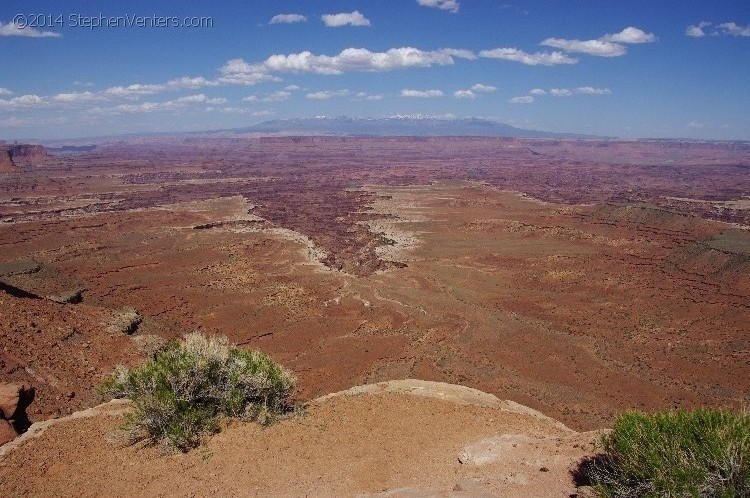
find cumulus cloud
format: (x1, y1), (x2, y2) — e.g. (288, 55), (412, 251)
(166, 76), (219, 89)
(400, 89), (444, 98)
(574, 86), (611, 95)
(241, 95), (258, 103)
(263, 90), (291, 102)
(417, 0), (460, 14)
(454, 90), (475, 99)
(306, 89), (351, 100)
(479, 47), (577, 66)
(262, 47), (456, 75)
(718, 22), (750, 37)
(541, 26), (655, 57)
(0, 88), (13, 96)
(321, 11), (371, 27)
(471, 83), (497, 93)
(686, 22), (711, 38)
(436, 48), (477, 60)
(537, 87), (611, 97)
(103, 84), (167, 98)
(269, 14), (307, 24)
(217, 59), (279, 86)
(601, 27), (656, 44)
(353, 92), (383, 101)
(284, 85), (301, 91)
(540, 38), (626, 57)
(52, 91), (105, 104)
(509, 96), (534, 104)
(0, 20), (61, 38)
(549, 88), (573, 97)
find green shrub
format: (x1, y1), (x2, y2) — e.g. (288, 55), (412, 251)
(580, 408), (750, 497)
(100, 332), (295, 452)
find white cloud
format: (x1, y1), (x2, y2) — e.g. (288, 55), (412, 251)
(264, 90), (292, 102)
(436, 48), (477, 60)
(306, 89), (351, 100)
(686, 24), (707, 38)
(176, 94), (209, 103)
(509, 96), (534, 104)
(574, 86), (611, 95)
(103, 83), (167, 98)
(417, 0), (460, 14)
(540, 38), (626, 57)
(541, 26), (655, 57)
(540, 87), (612, 97)
(269, 14), (307, 24)
(284, 85), (301, 91)
(166, 76), (219, 89)
(0, 21), (61, 38)
(52, 91), (105, 104)
(262, 47), (456, 75)
(217, 59), (279, 86)
(242, 95), (258, 103)
(220, 107), (274, 116)
(321, 11), (371, 27)
(400, 89), (444, 98)
(0, 88), (13, 96)
(479, 47), (577, 66)
(454, 90), (475, 99)
(0, 94), (47, 110)
(601, 27), (656, 44)
(470, 83), (497, 93)
(687, 121), (704, 129)
(353, 92), (383, 101)
(718, 22), (750, 37)
(550, 88), (573, 97)
(73, 81), (95, 87)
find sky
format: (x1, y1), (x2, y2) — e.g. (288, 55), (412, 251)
(0, 0), (748, 140)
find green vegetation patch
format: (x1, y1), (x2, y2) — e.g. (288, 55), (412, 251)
(101, 333), (295, 452)
(580, 408), (750, 497)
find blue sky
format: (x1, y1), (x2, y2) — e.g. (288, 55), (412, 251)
(0, 0), (748, 140)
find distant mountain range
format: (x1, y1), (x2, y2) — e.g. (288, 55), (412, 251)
(237, 116), (599, 138)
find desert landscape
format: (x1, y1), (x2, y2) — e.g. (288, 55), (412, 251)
(0, 135), (748, 495)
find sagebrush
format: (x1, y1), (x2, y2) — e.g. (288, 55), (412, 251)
(100, 332), (295, 451)
(580, 407), (750, 497)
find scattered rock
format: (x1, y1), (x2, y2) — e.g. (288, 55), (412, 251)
(106, 308), (143, 335)
(539, 466), (549, 472)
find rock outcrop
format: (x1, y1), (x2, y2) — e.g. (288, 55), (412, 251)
(0, 383), (35, 445)
(0, 144), (47, 172)
(0, 148), (18, 173)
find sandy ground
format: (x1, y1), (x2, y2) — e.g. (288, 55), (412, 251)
(0, 381), (600, 497)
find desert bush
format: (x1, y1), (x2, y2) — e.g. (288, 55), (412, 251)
(100, 332), (295, 452)
(579, 408), (750, 497)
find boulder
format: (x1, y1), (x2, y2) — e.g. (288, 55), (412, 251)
(0, 383), (35, 420)
(0, 419), (17, 445)
(106, 307), (143, 334)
